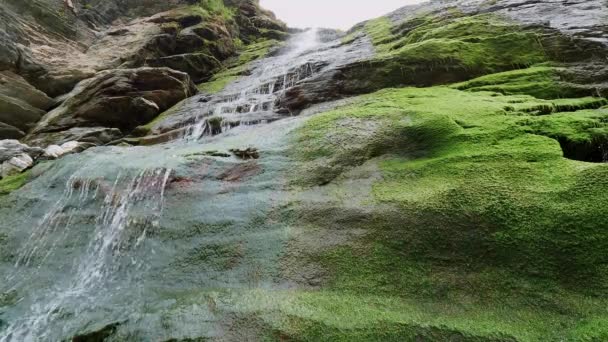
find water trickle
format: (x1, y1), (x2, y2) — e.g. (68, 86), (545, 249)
(184, 29), (327, 140)
(1, 168), (171, 341)
(0, 27), (374, 340)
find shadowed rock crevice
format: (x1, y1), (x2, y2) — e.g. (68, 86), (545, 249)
(557, 137), (608, 163)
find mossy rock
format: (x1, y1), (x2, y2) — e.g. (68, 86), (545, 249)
(282, 84), (608, 341)
(0, 171), (32, 196)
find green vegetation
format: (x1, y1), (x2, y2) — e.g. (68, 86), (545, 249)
(198, 39), (281, 93)
(217, 288), (608, 341)
(285, 83), (608, 340)
(451, 66), (589, 99)
(198, 0), (235, 20)
(0, 171), (31, 196)
(349, 13), (552, 92)
(370, 14), (546, 69)
(364, 17), (394, 47)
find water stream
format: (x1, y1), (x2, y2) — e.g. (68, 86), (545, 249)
(0, 29), (372, 340)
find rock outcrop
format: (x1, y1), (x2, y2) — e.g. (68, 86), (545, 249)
(276, 0), (608, 113)
(0, 140), (43, 177)
(0, 0), (287, 142)
(4, 0), (608, 341)
(26, 67), (197, 145)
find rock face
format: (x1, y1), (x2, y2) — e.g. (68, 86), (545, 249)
(0, 0), (287, 142)
(4, 0), (608, 341)
(27, 67), (197, 144)
(224, 0), (288, 42)
(0, 140), (43, 177)
(0, 72), (53, 139)
(276, 0), (608, 113)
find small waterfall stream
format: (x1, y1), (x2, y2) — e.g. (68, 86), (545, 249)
(0, 29), (373, 340)
(2, 168), (172, 341)
(186, 28), (326, 140)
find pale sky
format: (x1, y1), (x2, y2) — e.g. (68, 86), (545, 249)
(259, 0), (427, 30)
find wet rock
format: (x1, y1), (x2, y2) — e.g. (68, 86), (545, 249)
(0, 94), (46, 137)
(230, 148), (260, 160)
(217, 161), (262, 182)
(71, 321), (122, 342)
(0, 153), (34, 177)
(0, 140), (44, 163)
(147, 53), (222, 83)
(207, 116), (224, 135)
(276, 0), (608, 114)
(25, 127), (123, 148)
(43, 141), (86, 159)
(186, 150), (232, 158)
(27, 67), (197, 146)
(559, 61), (608, 97)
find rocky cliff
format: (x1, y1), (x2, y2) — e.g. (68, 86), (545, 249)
(0, 0), (286, 142)
(0, 0), (608, 341)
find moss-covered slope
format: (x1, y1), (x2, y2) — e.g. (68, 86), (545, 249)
(277, 79), (608, 340)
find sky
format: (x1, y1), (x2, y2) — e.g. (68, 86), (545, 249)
(259, 0), (427, 31)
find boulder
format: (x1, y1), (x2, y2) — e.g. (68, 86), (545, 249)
(0, 71), (53, 111)
(25, 127), (123, 148)
(147, 53), (222, 83)
(43, 141), (86, 159)
(225, 0), (288, 42)
(0, 140), (44, 163)
(0, 154), (34, 177)
(27, 67), (198, 145)
(0, 123), (25, 140)
(0, 140), (44, 177)
(0, 94), (46, 135)
(0, 71), (54, 139)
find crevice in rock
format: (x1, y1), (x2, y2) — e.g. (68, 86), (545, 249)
(557, 136), (608, 163)
(71, 321), (122, 342)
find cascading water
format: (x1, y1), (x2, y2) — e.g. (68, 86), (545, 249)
(186, 29), (325, 140)
(1, 168), (172, 341)
(0, 28), (373, 340)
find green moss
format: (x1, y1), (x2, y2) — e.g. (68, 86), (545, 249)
(287, 85), (608, 341)
(217, 286), (608, 342)
(135, 99), (189, 134)
(364, 17), (395, 48)
(198, 0), (235, 20)
(341, 29), (363, 45)
(451, 66), (578, 99)
(198, 73), (239, 93)
(235, 39), (280, 66)
(353, 14), (549, 91)
(294, 88), (608, 281)
(521, 108), (608, 143)
(198, 39), (281, 94)
(0, 171), (32, 196)
(375, 14), (546, 67)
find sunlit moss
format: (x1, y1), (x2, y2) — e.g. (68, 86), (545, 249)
(198, 39), (281, 94)
(0, 171), (31, 196)
(285, 84), (608, 341)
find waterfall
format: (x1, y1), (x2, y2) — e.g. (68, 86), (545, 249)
(185, 29), (324, 140)
(1, 168), (172, 341)
(0, 26), (373, 340)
